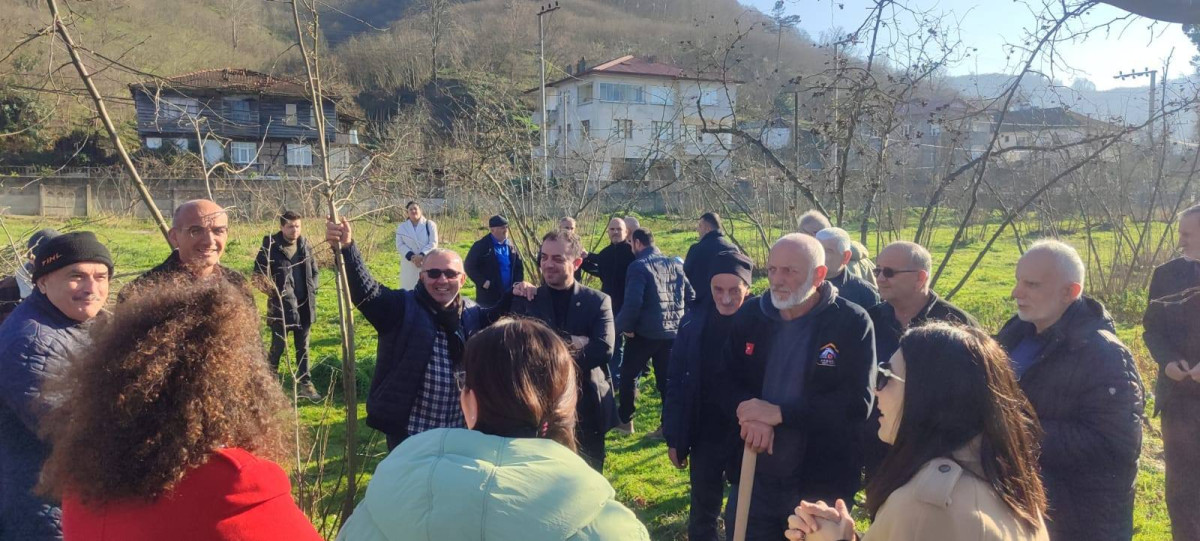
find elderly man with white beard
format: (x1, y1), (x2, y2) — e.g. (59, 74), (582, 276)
(718, 233), (876, 541)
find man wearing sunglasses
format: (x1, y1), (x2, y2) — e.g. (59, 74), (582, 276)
(721, 233), (875, 541)
(508, 230), (616, 470)
(121, 199), (250, 302)
(862, 241), (976, 480)
(327, 217), (502, 451)
(997, 240), (1143, 541)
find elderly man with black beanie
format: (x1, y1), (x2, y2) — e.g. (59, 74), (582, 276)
(0, 231), (112, 541)
(663, 250), (756, 541)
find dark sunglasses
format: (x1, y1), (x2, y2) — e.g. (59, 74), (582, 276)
(873, 361), (905, 392)
(424, 268), (461, 280)
(454, 370), (467, 392)
(872, 266), (920, 279)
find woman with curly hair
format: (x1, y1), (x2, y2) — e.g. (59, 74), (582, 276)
(39, 278), (321, 541)
(339, 318), (649, 541)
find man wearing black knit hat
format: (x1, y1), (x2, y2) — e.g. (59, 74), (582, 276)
(663, 250), (755, 541)
(0, 231), (112, 540)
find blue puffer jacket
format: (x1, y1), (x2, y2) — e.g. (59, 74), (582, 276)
(615, 246), (694, 340)
(0, 291), (90, 541)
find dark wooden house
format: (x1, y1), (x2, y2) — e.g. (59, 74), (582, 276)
(129, 68), (362, 177)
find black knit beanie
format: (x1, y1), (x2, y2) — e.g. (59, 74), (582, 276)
(32, 231), (114, 281)
(711, 250), (753, 286)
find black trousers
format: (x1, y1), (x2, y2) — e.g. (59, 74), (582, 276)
(618, 336), (674, 424)
(1163, 403), (1200, 541)
(578, 429), (607, 472)
(725, 475), (850, 541)
(268, 319), (312, 383)
(688, 439), (730, 541)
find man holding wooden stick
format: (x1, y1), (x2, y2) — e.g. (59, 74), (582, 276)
(719, 233), (876, 540)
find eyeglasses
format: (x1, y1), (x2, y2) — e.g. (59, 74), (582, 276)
(424, 268), (461, 280)
(873, 361), (905, 392)
(454, 370), (467, 392)
(872, 266), (920, 279)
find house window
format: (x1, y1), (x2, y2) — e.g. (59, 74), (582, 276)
(647, 85), (674, 106)
(699, 88), (721, 106)
(173, 138), (189, 151)
(348, 129), (359, 145)
(597, 83), (644, 103)
(652, 121), (674, 141)
(579, 83), (593, 103)
(580, 120), (590, 138)
(614, 119), (633, 139)
(157, 97), (200, 121)
(287, 144), (313, 166)
(285, 104), (298, 126)
(228, 100), (252, 123)
(144, 137), (162, 149)
(231, 142), (257, 165)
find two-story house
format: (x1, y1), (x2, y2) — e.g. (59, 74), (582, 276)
(531, 55), (739, 185)
(129, 68), (362, 178)
(993, 106), (1120, 163)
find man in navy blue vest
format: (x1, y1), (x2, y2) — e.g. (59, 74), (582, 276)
(327, 217), (501, 450)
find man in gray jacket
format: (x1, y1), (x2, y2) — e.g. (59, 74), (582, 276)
(615, 228), (693, 435)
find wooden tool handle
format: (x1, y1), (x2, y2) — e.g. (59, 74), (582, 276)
(732, 445), (758, 541)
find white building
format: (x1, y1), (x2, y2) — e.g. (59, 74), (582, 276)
(531, 55), (739, 184)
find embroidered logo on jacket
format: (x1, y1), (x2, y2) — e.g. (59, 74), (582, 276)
(818, 343), (839, 367)
(745, 342), (755, 355)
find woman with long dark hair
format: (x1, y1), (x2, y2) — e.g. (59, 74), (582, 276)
(39, 278), (320, 540)
(785, 322), (1048, 541)
(339, 318), (649, 541)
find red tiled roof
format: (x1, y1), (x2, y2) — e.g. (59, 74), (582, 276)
(130, 68), (336, 100)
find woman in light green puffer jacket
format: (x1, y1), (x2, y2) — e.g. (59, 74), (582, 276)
(338, 319), (650, 541)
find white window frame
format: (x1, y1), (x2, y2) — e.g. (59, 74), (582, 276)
(699, 88), (722, 106)
(287, 143), (313, 166)
(598, 83), (644, 103)
(348, 129), (359, 145)
(579, 83), (593, 103)
(284, 104), (298, 126)
(145, 137), (162, 149)
(614, 119), (633, 140)
(231, 142), (257, 165)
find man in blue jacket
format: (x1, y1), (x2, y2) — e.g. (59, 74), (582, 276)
(663, 250), (755, 541)
(721, 233), (875, 541)
(0, 232), (112, 541)
(614, 229), (693, 435)
(464, 215), (524, 309)
(997, 240), (1144, 541)
(327, 217), (503, 450)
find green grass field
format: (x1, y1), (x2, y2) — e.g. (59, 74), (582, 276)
(0, 212), (1173, 540)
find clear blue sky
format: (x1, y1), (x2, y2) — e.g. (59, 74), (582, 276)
(739, 0), (1196, 90)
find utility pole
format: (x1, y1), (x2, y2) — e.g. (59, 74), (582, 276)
(1113, 67), (1158, 147)
(537, 2), (560, 189)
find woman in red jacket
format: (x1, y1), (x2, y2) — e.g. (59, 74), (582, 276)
(38, 277), (322, 541)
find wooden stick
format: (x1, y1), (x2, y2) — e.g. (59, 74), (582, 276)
(733, 445), (758, 541)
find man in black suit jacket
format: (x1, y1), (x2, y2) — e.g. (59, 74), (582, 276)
(511, 230), (617, 470)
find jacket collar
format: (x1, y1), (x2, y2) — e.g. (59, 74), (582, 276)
(701, 230), (724, 243)
(950, 436), (987, 480)
(635, 246), (660, 260)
